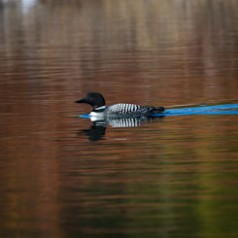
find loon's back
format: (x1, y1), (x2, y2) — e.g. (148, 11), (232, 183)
(106, 103), (164, 118)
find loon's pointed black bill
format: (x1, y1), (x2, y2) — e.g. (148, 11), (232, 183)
(75, 98), (86, 103)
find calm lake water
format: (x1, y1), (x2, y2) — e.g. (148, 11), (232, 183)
(0, 0), (238, 237)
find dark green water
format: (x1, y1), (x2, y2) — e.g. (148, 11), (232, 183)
(0, 0), (238, 237)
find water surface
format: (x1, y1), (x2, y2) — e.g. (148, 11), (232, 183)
(0, 0), (238, 237)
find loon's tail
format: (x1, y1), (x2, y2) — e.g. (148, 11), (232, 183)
(150, 106), (165, 114)
(149, 107), (165, 117)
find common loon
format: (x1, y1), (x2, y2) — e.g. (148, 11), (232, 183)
(75, 92), (165, 121)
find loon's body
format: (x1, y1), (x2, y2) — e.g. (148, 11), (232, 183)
(75, 92), (165, 120)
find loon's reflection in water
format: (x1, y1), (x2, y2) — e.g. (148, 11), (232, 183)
(78, 117), (163, 141)
(78, 124), (106, 141)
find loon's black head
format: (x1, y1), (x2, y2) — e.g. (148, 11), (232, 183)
(75, 92), (106, 109)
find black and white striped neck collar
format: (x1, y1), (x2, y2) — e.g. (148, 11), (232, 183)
(93, 106), (107, 112)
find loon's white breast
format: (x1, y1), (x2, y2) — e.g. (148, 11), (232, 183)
(89, 106), (107, 121)
(89, 111), (105, 121)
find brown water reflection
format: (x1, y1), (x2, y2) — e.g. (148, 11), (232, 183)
(0, 0), (238, 237)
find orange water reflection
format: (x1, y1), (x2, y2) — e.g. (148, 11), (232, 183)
(0, 0), (238, 237)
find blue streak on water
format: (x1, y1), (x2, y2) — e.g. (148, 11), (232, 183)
(156, 104), (238, 117)
(79, 104), (238, 118)
(79, 114), (91, 119)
